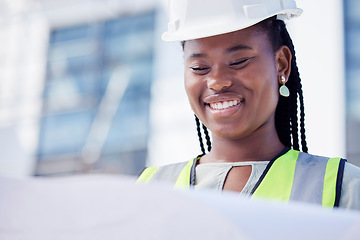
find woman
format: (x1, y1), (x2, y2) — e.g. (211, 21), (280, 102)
(138, 0), (360, 210)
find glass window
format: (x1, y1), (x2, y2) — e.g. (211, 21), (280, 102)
(347, 69), (360, 120)
(36, 11), (155, 176)
(346, 0), (360, 22)
(346, 30), (360, 66)
(344, 0), (360, 166)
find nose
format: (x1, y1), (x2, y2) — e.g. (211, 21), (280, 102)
(206, 67), (232, 91)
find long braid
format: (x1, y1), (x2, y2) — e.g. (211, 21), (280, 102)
(259, 17), (308, 152)
(299, 89), (308, 152)
(195, 115), (206, 155)
(278, 20), (308, 152)
(202, 124), (212, 152)
(275, 92), (291, 147)
(289, 76), (300, 151)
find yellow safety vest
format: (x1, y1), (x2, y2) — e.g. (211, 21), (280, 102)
(137, 149), (346, 208)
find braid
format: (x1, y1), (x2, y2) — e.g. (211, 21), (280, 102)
(278, 21), (308, 152)
(275, 91), (291, 147)
(293, 58), (308, 152)
(202, 124), (212, 152)
(290, 91), (300, 151)
(268, 18), (308, 152)
(298, 75), (308, 152)
(195, 115), (206, 155)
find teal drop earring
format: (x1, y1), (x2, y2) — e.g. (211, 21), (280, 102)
(279, 76), (290, 97)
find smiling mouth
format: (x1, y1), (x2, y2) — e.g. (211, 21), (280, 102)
(208, 100), (242, 110)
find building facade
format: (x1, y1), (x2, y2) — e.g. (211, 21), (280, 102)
(344, 0), (360, 166)
(0, 0), (198, 176)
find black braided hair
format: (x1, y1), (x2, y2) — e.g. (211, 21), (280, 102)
(195, 114), (206, 155)
(186, 16), (308, 154)
(202, 123), (212, 152)
(260, 17), (308, 152)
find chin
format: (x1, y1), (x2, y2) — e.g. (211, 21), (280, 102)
(211, 125), (249, 140)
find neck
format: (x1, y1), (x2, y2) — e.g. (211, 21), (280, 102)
(201, 124), (285, 163)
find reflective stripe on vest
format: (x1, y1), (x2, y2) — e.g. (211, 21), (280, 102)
(251, 150), (343, 207)
(251, 149), (298, 201)
(174, 159), (195, 188)
(323, 157), (344, 207)
(137, 150), (345, 207)
(136, 167), (159, 184)
(137, 159), (196, 189)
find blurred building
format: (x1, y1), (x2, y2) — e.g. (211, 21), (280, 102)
(344, 0), (360, 165)
(0, 0), (198, 177)
(38, 10), (156, 175)
(0, 0), (358, 177)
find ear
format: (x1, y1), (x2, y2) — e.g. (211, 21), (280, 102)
(275, 46), (292, 84)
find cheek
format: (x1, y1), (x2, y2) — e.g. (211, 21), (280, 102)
(184, 72), (192, 94)
(184, 73), (201, 109)
(247, 64), (279, 111)
(256, 60), (279, 96)
(184, 72), (193, 98)
(259, 76), (280, 115)
(184, 69), (203, 94)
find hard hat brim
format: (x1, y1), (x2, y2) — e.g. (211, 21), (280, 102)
(162, 8), (302, 42)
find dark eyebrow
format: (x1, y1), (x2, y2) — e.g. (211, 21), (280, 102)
(225, 45), (253, 54)
(187, 45), (252, 61)
(187, 53), (207, 61)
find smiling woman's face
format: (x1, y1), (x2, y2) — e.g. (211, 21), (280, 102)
(184, 25), (289, 140)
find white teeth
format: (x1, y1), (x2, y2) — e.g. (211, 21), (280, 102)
(209, 100), (241, 110)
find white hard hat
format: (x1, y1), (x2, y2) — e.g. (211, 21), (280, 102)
(162, 0), (302, 41)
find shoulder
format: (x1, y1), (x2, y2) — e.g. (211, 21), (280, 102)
(344, 161), (360, 175)
(282, 149), (336, 162)
(342, 161), (360, 187)
(288, 150), (360, 210)
(137, 159), (194, 182)
(295, 150), (340, 160)
(140, 160), (192, 173)
(283, 150), (344, 167)
(340, 162), (360, 210)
